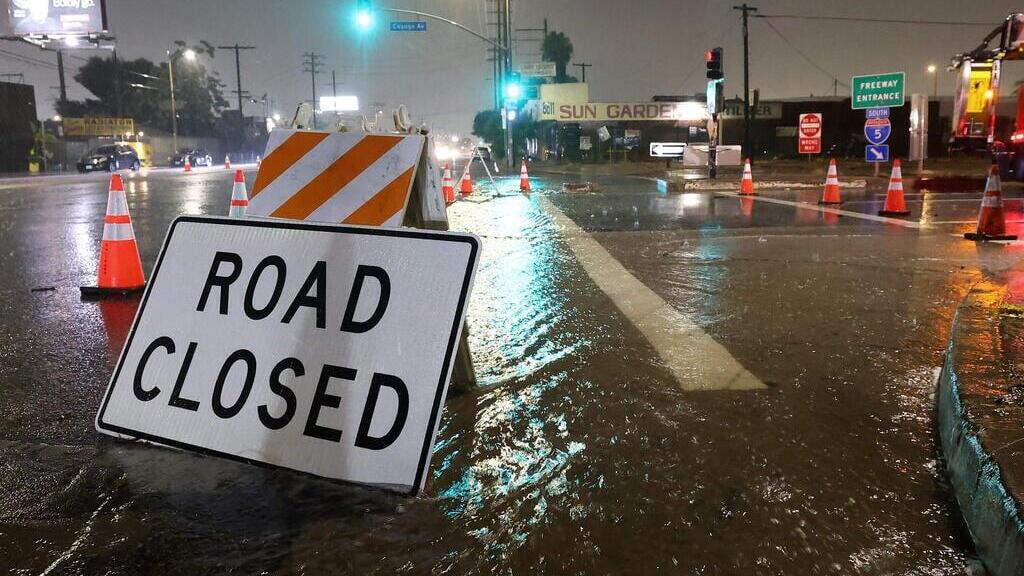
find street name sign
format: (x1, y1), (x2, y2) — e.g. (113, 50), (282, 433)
(864, 117), (892, 145)
(798, 113), (822, 154)
(865, 144), (889, 162)
(516, 62), (557, 78)
(650, 142), (687, 158)
(96, 216), (480, 495)
(390, 21), (427, 32)
(852, 72), (905, 109)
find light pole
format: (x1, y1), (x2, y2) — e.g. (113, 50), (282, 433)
(927, 64), (938, 101)
(167, 47), (196, 154)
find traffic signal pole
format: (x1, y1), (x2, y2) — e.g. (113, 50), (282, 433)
(733, 4), (757, 161)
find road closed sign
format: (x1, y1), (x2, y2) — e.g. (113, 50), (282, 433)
(798, 113), (822, 154)
(95, 216), (480, 494)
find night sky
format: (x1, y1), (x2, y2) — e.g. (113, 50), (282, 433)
(2, 0), (1023, 135)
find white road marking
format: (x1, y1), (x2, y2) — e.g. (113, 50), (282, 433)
(715, 190), (923, 228)
(538, 196), (765, 392)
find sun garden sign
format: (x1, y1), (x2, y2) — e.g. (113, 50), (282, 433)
(851, 72), (905, 110)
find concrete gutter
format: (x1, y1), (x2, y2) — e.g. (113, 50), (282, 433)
(937, 298), (1024, 576)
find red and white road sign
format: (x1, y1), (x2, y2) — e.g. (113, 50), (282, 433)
(798, 113), (822, 154)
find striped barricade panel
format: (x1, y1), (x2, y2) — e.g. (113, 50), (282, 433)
(248, 129), (426, 227)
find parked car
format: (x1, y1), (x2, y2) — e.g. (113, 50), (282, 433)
(169, 148), (214, 168)
(77, 145), (140, 173)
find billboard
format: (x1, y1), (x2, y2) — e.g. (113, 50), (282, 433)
(6, 0), (106, 36)
(63, 117), (134, 137)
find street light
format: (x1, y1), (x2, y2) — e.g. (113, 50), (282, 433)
(927, 64), (938, 101)
(167, 47), (198, 154)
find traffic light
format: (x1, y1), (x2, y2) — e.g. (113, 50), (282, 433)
(706, 47), (723, 80)
(505, 72), (523, 101)
(355, 0), (373, 30)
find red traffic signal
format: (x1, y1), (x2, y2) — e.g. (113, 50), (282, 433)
(706, 47), (723, 80)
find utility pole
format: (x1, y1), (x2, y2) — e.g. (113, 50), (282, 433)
(504, 0), (514, 169)
(733, 3), (757, 161)
(332, 70), (337, 99)
(56, 49), (67, 106)
(572, 62), (592, 83)
(113, 50), (123, 117)
(302, 52), (324, 129)
(217, 44), (256, 115)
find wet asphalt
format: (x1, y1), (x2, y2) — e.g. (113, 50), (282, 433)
(1, 164), (1022, 574)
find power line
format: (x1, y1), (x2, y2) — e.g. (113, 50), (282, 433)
(760, 18), (849, 91)
(755, 14), (994, 26)
(0, 47), (57, 70)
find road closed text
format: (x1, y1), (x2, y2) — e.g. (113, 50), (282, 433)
(96, 217), (479, 492)
(130, 251), (408, 449)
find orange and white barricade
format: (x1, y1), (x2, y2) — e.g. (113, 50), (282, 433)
(247, 129), (431, 227)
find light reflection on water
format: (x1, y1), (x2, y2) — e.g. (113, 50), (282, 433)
(438, 191), (592, 552)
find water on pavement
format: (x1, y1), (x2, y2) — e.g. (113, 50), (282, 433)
(2, 166), (1021, 574)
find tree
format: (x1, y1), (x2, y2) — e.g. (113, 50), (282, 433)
(56, 40), (228, 137)
(472, 110), (505, 159)
(542, 31), (575, 83)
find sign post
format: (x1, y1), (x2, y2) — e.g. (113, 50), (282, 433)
(96, 216), (480, 495)
(798, 113), (822, 160)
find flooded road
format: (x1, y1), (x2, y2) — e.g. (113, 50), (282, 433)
(2, 166), (1022, 574)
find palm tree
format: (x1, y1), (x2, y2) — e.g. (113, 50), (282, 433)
(542, 31), (574, 83)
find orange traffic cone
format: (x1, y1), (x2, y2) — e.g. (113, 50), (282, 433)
(256, 155), (262, 169)
(184, 156), (192, 172)
(965, 164), (1018, 241)
(441, 162), (455, 204)
(459, 162), (473, 196)
(739, 158), (755, 195)
(229, 169), (248, 217)
(80, 174), (146, 297)
(819, 159), (841, 205)
(519, 160), (531, 192)
(224, 154), (231, 169)
(878, 159), (910, 217)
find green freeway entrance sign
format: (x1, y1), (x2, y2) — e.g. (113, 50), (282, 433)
(851, 72), (905, 109)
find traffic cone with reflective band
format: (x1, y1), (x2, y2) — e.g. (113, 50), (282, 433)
(224, 154), (231, 169)
(229, 169), (248, 217)
(459, 161), (473, 196)
(965, 164), (1018, 241)
(441, 162), (455, 204)
(819, 159), (841, 205)
(519, 160), (531, 192)
(739, 158), (755, 195)
(256, 155), (262, 168)
(80, 174), (145, 297)
(184, 156), (192, 172)
(878, 159), (910, 217)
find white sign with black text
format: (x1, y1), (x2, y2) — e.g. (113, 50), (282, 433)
(96, 216), (480, 494)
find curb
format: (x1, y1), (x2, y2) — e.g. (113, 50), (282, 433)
(937, 301), (1024, 576)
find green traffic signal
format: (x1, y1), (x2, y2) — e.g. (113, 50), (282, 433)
(355, 0), (373, 31)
